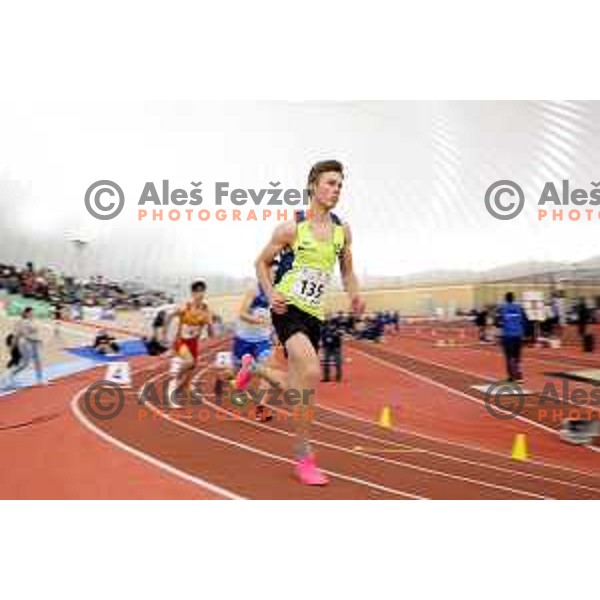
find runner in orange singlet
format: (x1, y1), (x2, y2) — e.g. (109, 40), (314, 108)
(164, 280), (212, 407)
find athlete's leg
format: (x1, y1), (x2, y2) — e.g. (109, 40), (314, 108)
(285, 331), (328, 484)
(212, 350), (235, 398)
(255, 362), (288, 392)
(285, 331), (320, 457)
(251, 347), (288, 421)
(236, 340), (287, 391)
(210, 347), (255, 410)
(30, 342), (44, 384)
(180, 359), (196, 392)
(232, 342), (288, 420)
(9, 341), (32, 381)
(334, 347), (342, 382)
(322, 348), (331, 382)
(168, 345), (195, 407)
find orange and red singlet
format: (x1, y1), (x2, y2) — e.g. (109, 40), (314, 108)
(173, 301), (210, 361)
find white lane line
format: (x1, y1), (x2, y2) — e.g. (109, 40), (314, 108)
(179, 372), (545, 499)
(282, 403), (600, 495)
(70, 367), (245, 500)
(139, 369), (423, 499)
(352, 346), (561, 436)
(440, 336), (600, 372)
(371, 344), (600, 455)
(350, 346), (600, 463)
(389, 341), (599, 394)
(199, 361), (595, 492)
(320, 401), (600, 483)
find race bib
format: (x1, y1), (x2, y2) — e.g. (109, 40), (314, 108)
(214, 351), (233, 369)
(292, 268), (329, 306)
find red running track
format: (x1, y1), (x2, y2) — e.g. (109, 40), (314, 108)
(1, 336), (599, 499)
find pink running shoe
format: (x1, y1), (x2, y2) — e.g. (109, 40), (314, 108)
(234, 354), (255, 390)
(295, 454), (329, 486)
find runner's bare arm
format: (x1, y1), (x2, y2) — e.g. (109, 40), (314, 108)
(255, 221), (296, 313)
(238, 290), (264, 325)
(161, 305), (182, 344)
(339, 224), (365, 316)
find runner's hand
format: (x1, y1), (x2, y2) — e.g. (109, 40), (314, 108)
(270, 291), (288, 315)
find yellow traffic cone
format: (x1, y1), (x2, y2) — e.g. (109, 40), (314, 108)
(511, 434), (528, 461)
(378, 405), (393, 428)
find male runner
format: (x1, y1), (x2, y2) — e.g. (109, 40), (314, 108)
(163, 280), (212, 408)
(213, 262), (284, 421)
(246, 159), (365, 485)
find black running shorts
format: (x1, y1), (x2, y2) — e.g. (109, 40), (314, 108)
(271, 304), (322, 354)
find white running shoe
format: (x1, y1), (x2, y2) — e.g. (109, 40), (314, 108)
(166, 380), (184, 409)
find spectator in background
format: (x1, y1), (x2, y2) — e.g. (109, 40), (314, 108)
(152, 308), (167, 341)
(550, 292), (565, 339)
(475, 308), (488, 342)
(541, 302), (553, 338)
(7, 307), (46, 387)
(321, 319), (343, 382)
(576, 297), (591, 339)
(355, 314), (384, 342)
(374, 313), (386, 340)
(330, 311), (343, 331)
(496, 292), (527, 383)
(93, 329), (120, 355)
(21, 269), (35, 297)
(346, 312), (356, 336)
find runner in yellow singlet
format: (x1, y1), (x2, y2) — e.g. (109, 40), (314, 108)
(247, 160), (365, 485)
